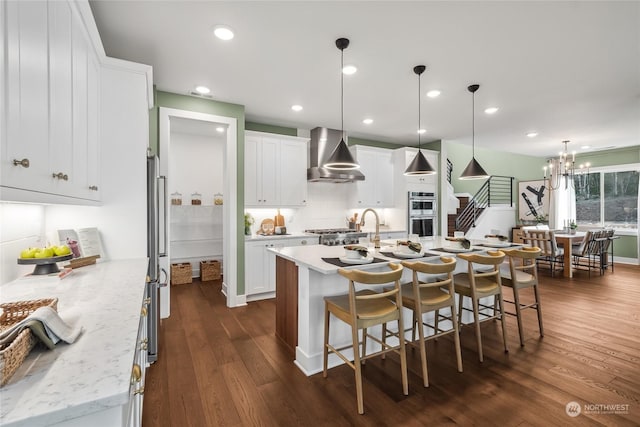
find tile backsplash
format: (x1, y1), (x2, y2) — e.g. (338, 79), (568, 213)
(0, 203), (46, 284)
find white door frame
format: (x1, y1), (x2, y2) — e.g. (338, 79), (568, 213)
(159, 107), (239, 310)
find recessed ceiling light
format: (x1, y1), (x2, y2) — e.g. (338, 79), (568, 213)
(362, 118), (373, 125)
(581, 145), (591, 150)
(426, 90), (441, 98)
(484, 107), (499, 114)
(526, 132), (538, 138)
(195, 86), (210, 95)
(216, 127), (225, 133)
(417, 128), (426, 134)
(342, 65), (357, 75)
(291, 105), (303, 112)
(213, 25), (234, 41)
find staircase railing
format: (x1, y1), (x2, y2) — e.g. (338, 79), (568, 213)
(446, 158), (453, 184)
(455, 175), (514, 233)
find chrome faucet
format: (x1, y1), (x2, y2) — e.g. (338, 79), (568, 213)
(359, 209), (381, 249)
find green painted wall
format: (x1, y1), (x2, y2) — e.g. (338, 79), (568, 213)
(246, 122), (297, 136)
(576, 146), (640, 168)
(149, 90), (247, 295)
(614, 235), (637, 258)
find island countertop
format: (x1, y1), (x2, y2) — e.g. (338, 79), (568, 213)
(0, 258), (148, 426)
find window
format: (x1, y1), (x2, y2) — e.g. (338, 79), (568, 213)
(575, 166), (639, 230)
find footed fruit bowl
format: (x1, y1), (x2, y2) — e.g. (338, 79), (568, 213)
(17, 254), (73, 275)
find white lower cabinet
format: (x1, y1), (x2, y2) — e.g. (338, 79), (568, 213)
(245, 236), (317, 300)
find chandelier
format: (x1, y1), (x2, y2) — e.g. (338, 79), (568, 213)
(543, 140), (590, 190)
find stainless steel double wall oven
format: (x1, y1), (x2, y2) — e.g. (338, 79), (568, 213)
(408, 191), (436, 238)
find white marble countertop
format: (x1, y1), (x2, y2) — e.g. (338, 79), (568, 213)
(0, 258), (148, 426)
(268, 237), (522, 275)
(244, 233), (318, 242)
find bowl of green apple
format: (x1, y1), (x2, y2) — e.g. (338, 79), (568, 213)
(18, 245), (73, 275)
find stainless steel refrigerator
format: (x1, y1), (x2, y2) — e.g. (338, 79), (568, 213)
(147, 154), (168, 363)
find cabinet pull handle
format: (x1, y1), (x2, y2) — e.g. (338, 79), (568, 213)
(131, 364), (142, 383)
(52, 172), (68, 181)
(134, 387), (145, 395)
(141, 307), (147, 317)
(13, 158), (30, 168)
(143, 297), (151, 305)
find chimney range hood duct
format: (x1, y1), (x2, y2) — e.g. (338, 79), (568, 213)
(307, 127), (365, 182)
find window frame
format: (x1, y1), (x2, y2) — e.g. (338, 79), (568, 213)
(575, 163), (639, 236)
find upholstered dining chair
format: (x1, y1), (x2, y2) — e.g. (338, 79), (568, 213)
(323, 263), (407, 414)
(522, 229), (564, 276)
(500, 247), (544, 346)
(572, 230), (611, 277)
(453, 250), (508, 362)
(396, 256), (462, 387)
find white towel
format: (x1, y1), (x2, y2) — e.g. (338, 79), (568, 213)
(0, 306), (82, 347)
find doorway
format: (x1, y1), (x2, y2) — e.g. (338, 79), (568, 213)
(159, 108), (238, 314)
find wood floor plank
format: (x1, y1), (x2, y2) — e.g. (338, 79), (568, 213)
(143, 264), (640, 426)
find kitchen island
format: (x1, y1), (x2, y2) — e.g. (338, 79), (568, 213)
(269, 239), (518, 376)
(269, 240), (460, 376)
(0, 259), (148, 427)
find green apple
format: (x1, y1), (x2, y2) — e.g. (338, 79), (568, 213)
(53, 245), (71, 256)
(34, 247), (54, 258)
(20, 248), (36, 258)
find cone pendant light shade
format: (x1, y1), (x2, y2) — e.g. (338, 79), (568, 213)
(325, 38), (359, 171)
(459, 84), (489, 180)
(405, 65), (436, 176)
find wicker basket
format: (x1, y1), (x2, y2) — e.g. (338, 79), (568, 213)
(171, 263), (192, 285)
(0, 298), (58, 386)
(200, 260), (221, 281)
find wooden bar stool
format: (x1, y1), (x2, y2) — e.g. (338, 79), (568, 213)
(453, 250), (508, 362)
(500, 247), (544, 346)
(323, 263), (407, 414)
(398, 256), (462, 387)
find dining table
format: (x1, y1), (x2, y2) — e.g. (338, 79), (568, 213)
(553, 231), (586, 278)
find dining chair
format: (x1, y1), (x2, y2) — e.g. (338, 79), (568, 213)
(396, 257), (462, 387)
(453, 250), (508, 362)
(500, 247), (544, 346)
(323, 263), (407, 414)
(522, 229), (564, 276)
(572, 230), (609, 277)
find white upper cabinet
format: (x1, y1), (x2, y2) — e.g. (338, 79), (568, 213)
(351, 146), (394, 207)
(279, 138), (308, 206)
(245, 131), (308, 207)
(1, 0), (102, 204)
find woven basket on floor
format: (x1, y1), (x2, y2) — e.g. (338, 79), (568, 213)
(0, 298), (58, 386)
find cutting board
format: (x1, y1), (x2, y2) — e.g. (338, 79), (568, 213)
(275, 209), (285, 227)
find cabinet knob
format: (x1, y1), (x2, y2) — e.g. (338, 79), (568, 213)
(134, 387), (145, 396)
(301, 240), (307, 245)
(89, 185), (99, 191)
(143, 297), (151, 306)
(141, 307), (147, 317)
(12, 158), (30, 168)
(52, 172), (69, 181)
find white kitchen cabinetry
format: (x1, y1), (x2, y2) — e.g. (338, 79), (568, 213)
(245, 236), (317, 300)
(1, 0), (101, 203)
(350, 146), (394, 207)
(245, 131), (308, 207)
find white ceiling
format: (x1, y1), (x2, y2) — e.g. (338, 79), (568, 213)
(89, 1), (640, 158)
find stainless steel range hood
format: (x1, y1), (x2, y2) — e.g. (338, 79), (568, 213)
(307, 127), (365, 182)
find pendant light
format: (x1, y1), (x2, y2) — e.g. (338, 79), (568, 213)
(404, 65), (436, 176)
(324, 37), (360, 170)
(459, 84), (490, 180)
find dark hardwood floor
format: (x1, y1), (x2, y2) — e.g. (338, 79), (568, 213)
(142, 264), (640, 426)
